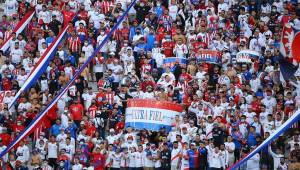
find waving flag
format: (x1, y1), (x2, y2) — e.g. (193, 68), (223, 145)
(279, 24), (300, 81)
(0, 0), (137, 158)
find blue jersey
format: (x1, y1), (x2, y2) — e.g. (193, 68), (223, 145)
(188, 149), (199, 168)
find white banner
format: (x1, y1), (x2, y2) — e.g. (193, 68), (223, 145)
(125, 99), (183, 131)
(236, 50), (260, 63)
(126, 107), (179, 125)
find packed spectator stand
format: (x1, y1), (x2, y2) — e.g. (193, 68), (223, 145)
(0, 0), (299, 170)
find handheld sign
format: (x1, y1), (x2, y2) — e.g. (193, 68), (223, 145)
(236, 50), (260, 63)
(196, 50), (222, 65)
(163, 57), (188, 72)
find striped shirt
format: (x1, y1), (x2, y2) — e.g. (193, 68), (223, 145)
(100, 0), (114, 14)
(105, 92), (114, 105)
(68, 36), (81, 52)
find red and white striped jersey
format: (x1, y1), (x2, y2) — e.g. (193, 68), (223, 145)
(88, 105), (98, 119)
(197, 32), (211, 47)
(176, 81), (188, 92)
(100, 0), (114, 14)
(106, 92), (114, 105)
(141, 64), (152, 76)
(68, 36), (81, 52)
(12, 68), (21, 76)
(4, 30), (11, 41)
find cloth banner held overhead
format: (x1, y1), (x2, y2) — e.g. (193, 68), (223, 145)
(163, 57), (188, 67)
(196, 50), (222, 65)
(125, 99), (183, 131)
(163, 57), (188, 72)
(0, 0), (138, 159)
(0, 10), (35, 52)
(236, 50), (260, 63)
(227, 109), (300, 170)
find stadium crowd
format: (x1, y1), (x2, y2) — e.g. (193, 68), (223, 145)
(0, 0), (300, 169)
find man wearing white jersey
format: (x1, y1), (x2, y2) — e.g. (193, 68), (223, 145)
(171, 141), (181, 170)
(135, 145), (144, 169)
(143, 143), (154, 170)
(268, 145), (284, 170)
(5, 0), (18, 17)
(38, 5), (51, 24)
(10, 42), (23, 65)
(246, 146), (260, 170)
(47, 135), (58, 169)
(16, 140), (30, 163)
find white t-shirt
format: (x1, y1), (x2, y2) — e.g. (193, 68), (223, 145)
(246, 153), (260, 170)
(209, 151), (222, 168)
(261, 97), (277, 113)
(135, 152), (144, 168)
(143, 150), (154, 167)
(111, 65), (123, 82)
(62, 143), (75, 160)
(5, 0), (18, 16)
(171, 148), (181, 166)
(10, 48), (23, 64)
(72, 163), (83, 170)
(152, 53), (165, 68)
(128, 152), (136, 167)
(168, 5), (178, 21)
(82, 45), (94, 58)
(0, 145), (8, 162)
(82, 93), (96, 110)
(217, 3), (229, 14)
(244, 111), (256, 124)
(17, 74), (28, 87)
(38, 11), (51, 24)
(107, 135), (119, 145)
(111, 153), (122, 168)
(48, 142), (58, 158)
(97, 34), (108, 52)
(18, 102), (32, 111)
(16, 145), (29, 163)
(181, 149), (189, 170)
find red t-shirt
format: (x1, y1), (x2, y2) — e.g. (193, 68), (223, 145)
(162, 41), (175, 57)
(96, 92), (106, 106)
(92, 153), (105, 170)
(77, 10), (89, 22)
(69, 104), (84, 121)
(156, 27), (165, 42)
(47, 104), (58, 121)
(88, 105), (98, 119)
(2, 78), (12, 91)
(0, 133), (11, 146)
(86, 123), (96, 136)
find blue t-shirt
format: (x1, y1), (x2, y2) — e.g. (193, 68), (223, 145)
(50, 124), (62, 136)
